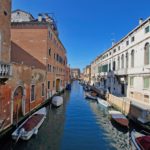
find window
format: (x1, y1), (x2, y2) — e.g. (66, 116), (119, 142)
(53, 81), (55, 88)
(144, 95), (149, 103)
(126, 40), (129, 46)
(31, 85), (35, 102)
(109, 52), (111, 55)
(145, 26), (149, 33)
(0, 32), (1, 54)
(126, 53), (128, 68)
(130, 77), (134, 87)
(48, 48), (51, 56)
(113, 49), (116, 53)
(143, 77), (150, 89)
(54, 53), (55, 59)
(131, 50), (134, 68)
(42, 83), (44, 96)
(48, 81), (50, 89)
(121, 54), (124, 68)
(131, 36), (135, 42)
(144, 43), (150, 65)
(113, 61), (116, 71)
(118, 56), (120, 70)
(118, 46), (120, 50)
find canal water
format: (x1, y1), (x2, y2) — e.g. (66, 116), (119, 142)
(0, 81), (130, 150)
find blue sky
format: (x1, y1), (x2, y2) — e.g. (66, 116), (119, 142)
(12, 0), (150, 71)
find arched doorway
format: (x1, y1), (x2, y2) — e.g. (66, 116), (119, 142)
(13, 86), (24, 124)
(56, 79), (60, 92)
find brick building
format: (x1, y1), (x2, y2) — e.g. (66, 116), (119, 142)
(0, 8), (69, 133)
(0, 0), (12, 131)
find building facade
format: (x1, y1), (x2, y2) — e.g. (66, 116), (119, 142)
(0, 8), (69, 133)
(11, 11), (68, 98)
(91, 18), (150, 106)
(0, 0), (12, 131)
(71, 68), (80, 79)
(83, 65), (91, 84)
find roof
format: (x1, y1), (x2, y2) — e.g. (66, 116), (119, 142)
(11, 42), (45, 70)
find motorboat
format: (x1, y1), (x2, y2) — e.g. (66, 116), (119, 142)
(109, 110), (129, 128)
(12, 107), (46, 141)
(130, 129), (150, 150)
(52, 96), (63, 107)
(84, 92), (97, 100)
(97, 97), (111, 108)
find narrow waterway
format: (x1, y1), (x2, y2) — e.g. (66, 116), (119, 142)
(0, 81), (130, 150)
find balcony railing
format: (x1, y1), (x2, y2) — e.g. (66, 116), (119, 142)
(0, 63), (11, 78)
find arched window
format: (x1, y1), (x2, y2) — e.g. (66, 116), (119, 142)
(126, 53), (128, 68)
(131, 50), (134, 68)
(144, 43), (150, 65)
(121, 54), (124, 68)
(118, 56), (120, 70)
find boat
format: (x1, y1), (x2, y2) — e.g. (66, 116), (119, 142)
(12, 107), (46, 141)
(84, 92), (97, 100)
(66, 84), (71, 90)
(109, 110), (129, 128)
(52, 96), (63, 107)
(130, 129), (150, 150)
(97, 97), (111, 108)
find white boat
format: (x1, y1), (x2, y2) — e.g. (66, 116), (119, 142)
(84, 92), (97, 100)
(109, 110), (129, 127)
(52, 96), (63, 107)
(130, 130), (150, 150)
(12, 107), (46, 141)
(97, 97), (111, 108)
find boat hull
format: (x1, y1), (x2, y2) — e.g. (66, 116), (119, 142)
(12, 107), (46, 141)
(52, 96), (63, 107)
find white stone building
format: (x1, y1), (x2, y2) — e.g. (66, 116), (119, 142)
(91, 17), (150, 105)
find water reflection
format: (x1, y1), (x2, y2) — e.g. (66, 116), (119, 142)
(89, 101), (130, 150)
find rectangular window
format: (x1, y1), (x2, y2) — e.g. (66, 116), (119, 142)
(31, 85), (35, 102)
(53, 81), (55, 88)
(143, 77), (150, 89)
(126, 40), (129, 46)
(48, 48), (51, 56)
(145, 26), (150, 33)
(131, 36), (135, 42)
(118, 46), (120, 50)
(48, 81), (50, 89)
(42, 83), (44, 96)
(130, 77), (134, 87)
(113, 49), (116, 53)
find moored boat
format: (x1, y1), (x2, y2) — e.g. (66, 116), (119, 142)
(97, 97), (111, 108)
(109, 110), (129, 128)
(12, 107), (46, 141)
(130, 129), (150, 150)
(52, 96), (63, 107)
(84, 92), (97, 100)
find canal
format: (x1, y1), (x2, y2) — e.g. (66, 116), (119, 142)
(0, 81), (130, 150)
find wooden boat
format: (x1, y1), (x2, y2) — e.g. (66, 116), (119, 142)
(84, 92), (97, 100)
(130, 130), (150, 150)
(109, 110), (129, 128)
(52, 96), (63, 107)
(97, 97), (111, 108)
(12, 107), (46, 141)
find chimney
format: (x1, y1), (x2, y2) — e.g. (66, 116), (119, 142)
(139, 18), (143, 25)
(45, 13), (51, 23)
(38, 13), (42, 22)
(112, 39), (115, 46)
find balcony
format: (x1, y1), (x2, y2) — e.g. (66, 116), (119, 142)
(0, 63), (11, 83)
(114, 68), (128, 76)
